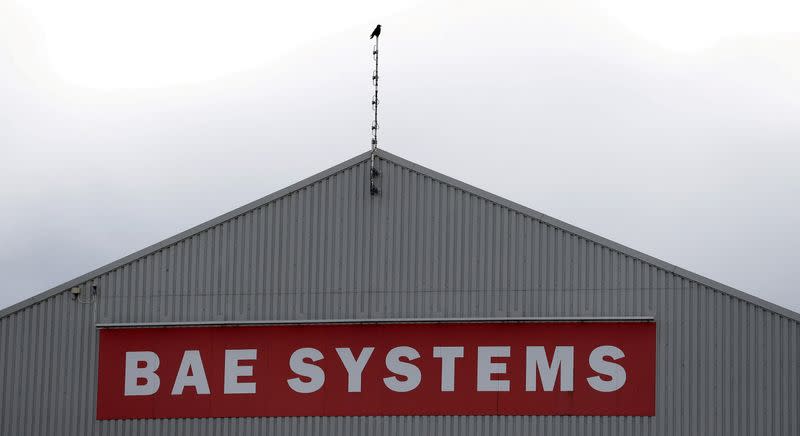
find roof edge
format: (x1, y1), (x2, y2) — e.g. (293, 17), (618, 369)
(0, 150), (373, 319)
(376, 148), (800, 322)
(4, 148), (798, 323)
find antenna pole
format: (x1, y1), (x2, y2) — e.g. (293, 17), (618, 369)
(369, 33), (380, 195)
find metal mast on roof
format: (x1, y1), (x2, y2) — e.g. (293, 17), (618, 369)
(369, 24), (381, 196)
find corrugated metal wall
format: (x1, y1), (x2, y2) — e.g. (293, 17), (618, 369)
(1, 155), (798, 435)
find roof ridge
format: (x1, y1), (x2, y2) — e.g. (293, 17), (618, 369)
(0, 151), (373, 319)
(4, 148), (798, 323)
(376, 148), (800, 322)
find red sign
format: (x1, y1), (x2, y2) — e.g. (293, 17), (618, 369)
(97, 321), (655, 419)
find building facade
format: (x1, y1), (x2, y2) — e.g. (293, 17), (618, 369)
(1, 150), (798, 435)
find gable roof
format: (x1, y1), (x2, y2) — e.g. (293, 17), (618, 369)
(2, 149), (798, 322)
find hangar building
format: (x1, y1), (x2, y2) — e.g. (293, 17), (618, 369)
(1, 150), (798, 435)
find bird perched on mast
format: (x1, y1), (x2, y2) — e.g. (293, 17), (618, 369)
(369, 23), (381, 195)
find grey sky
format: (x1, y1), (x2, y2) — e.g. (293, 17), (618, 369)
(1, 0), (798, 313)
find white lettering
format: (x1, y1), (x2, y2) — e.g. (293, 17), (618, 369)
(171, 350), (210, 395)
(335, 347), (375, 392)
(287, 348), (326, 393)
(224, 349), (257, 394)
(432, 346), (464, 392)
(124, 351), (160, 396)
(587, 345), (627, 392)
(383, 346), (422, 392)
(525, 346), (574, 392)
(476, 346), (510, 391)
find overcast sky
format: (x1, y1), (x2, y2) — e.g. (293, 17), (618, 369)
(1, 0), (798, 313)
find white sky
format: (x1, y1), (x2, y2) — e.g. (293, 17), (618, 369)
(1, 0), (799, 312)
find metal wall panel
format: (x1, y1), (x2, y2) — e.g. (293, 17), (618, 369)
(1, 155), (798, 435)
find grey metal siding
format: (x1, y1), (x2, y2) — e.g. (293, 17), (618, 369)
(1, 155), (798, 435)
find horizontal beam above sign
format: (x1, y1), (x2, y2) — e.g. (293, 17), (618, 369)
(96, 316), (655, 329)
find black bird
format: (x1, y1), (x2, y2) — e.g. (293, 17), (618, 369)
(370, 24), (381, 39)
